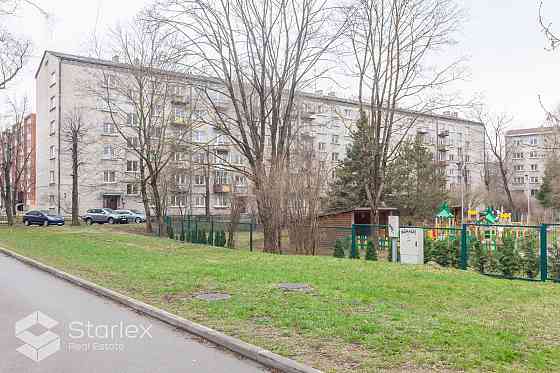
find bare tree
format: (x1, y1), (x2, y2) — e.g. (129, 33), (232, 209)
(150, 0), (344, 253)
(346, 0), (465, 246)
(286, 137), (327, 255)
(61, 106), (90, 226)
(0, 0), (35, 89)
(88, 16), (198, 235)
(226, 195), (244, 249)
(475, 108), (516, 211)
(0, 97), (30, 224)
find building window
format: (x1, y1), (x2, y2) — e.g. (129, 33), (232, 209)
(344, 108), (352, 117)
(514, 165), (524, 171)
(193, 152), (205, 164)
(194, 194), (205, 207)
(175, 174), (188, 185)
(331, 152), (338, 161)
(173, 152), (186, 162)
(234, 174), (246, 186)
(127, 113), (139, 126)
(530, 164), (538, 171)
(49, 145), (56, 159)
(529, 137), (538, 146)
(126, 183), (139, 195)
(50, 71), (56, 86)
(193, 130), (206, 142)
(513, 152), (524, 159)
(127, 136), (139, 148)
(102, 144), (114, 160)
(49, 170), (55, 184)
(318, 142), (326, 151)
(529, 151), (538, 158)
(232, 153), (244, 165)
(531, 189), (539, 196)
(171, 194), (186, 206)
(194, 174), (205, 185)
(215, 193), (229, 208)
(103, 122), (115, 135)
(48, 195), (55, 206)
(174, 107), (186, 123)
(126, 160), (139, 172)
(214, 169), (229, 185)
(49, 120), (56, 135)
(513, 177), (524, 184)
(50, 96), (56, 110)
(331, 135), (339, 144)
(103, 170), (116, 183)
(529, 176), (539, 184)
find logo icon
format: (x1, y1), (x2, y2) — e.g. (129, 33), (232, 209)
(15, 311), (60, 362)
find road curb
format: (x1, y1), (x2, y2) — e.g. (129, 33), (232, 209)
(0, 247), (322, 373)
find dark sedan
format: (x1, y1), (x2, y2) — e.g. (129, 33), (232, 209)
(23, 210), (65, 226)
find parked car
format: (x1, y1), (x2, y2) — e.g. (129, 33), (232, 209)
(81, 208), (129, 225)
(114, 209), (146, 224)
(23, 210), (65, 226)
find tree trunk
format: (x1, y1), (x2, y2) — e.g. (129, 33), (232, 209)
(2, 174), (14, 226)
(139, 161), (153, 234)
(150, 177), (165, 237)
(71, 138), (80, 226)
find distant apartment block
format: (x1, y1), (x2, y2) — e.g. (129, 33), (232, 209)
(35, 50), (485, 215)
(505, 127), (559, 197)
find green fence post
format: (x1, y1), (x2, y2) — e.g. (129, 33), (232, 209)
(350, 224), (357, 259)
(210, 216), (214, 246)
(249, 222), (253, 252)
(540, 224), (548, 282)
(460, 224), (468, 270)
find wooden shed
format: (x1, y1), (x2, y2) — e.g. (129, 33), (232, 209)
(316, 206), (399, 253)
(317, 206), (399, 228)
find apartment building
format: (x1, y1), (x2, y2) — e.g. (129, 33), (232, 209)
(0, 113), (37, 212)
(505, 127), (558, 197)
(35, 50), (485, 215)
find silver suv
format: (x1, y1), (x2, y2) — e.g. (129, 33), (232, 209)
(81, 208), (129, 225)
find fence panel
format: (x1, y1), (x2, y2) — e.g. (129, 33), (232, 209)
(465, 223), (544, 281)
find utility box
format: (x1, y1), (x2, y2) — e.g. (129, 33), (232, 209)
(399, 228), (424, 264)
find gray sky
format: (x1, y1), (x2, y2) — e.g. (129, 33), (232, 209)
(4, 0), (560, 129)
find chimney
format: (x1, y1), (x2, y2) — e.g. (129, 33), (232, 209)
(112, 55), (120, 63)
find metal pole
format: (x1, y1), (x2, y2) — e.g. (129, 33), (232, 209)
(350, 224), (357, 259)
(540, 224), (548, 282)
(391, 238), (398, 263)
(460, 223), (468, 270)
(526, 174), (530, 224)
(249, 223), (253, 252)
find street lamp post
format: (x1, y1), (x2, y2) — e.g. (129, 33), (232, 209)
(525, 174), (530, 224)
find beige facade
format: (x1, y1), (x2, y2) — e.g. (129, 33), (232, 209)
(35, 50), (485, 216)
(505, 127), (558, 197)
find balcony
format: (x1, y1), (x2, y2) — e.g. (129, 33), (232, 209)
(171, 94), (189, 105)
(437, 144), (449, 152)
(213, 184), (232, 193)
(438, 130), (449, 137)
(233, 185), (249, 195)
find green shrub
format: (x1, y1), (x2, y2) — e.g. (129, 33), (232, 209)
(423, 237), (434, 263)
(469, 237), (487, 273)
(549, 242), (560, 281)
(498, 233), (521, 277)
(365, 240), (377, 261)
(199, 229), (207, 244)
(521, 235), (539, 279)
(333, 239), (346, 258)
(214, 230), (226, 247)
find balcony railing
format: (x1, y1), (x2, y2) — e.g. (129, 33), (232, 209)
(213, 184), (232, 193)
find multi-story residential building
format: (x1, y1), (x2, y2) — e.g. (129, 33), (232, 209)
(0, 113), (37, 212)
(35, 50), (485, 215)
(505, 127), (558, 197)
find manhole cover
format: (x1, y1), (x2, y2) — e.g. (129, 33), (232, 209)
(277, 283), (313, 292)
(194, 292), (231, 301)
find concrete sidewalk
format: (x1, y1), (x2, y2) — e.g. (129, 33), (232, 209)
(0, 253), (268, 373)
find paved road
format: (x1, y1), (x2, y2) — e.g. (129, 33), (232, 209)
(0, 253), (268, 373)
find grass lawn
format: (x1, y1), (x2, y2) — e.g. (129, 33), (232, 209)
(1, 225), (560, 372)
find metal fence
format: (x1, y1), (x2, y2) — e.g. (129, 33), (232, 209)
(348, 223), (552, 282)
(156, 216), (559, 283)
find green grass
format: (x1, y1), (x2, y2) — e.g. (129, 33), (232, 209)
(1, 225), (560, 372)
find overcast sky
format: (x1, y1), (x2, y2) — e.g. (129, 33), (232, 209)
(4, 0), (560, 129)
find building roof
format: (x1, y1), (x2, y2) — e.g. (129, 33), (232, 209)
(36, 50), (484, 127)
(319, 206), (398, 218)
(505, 127), (555, 137)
